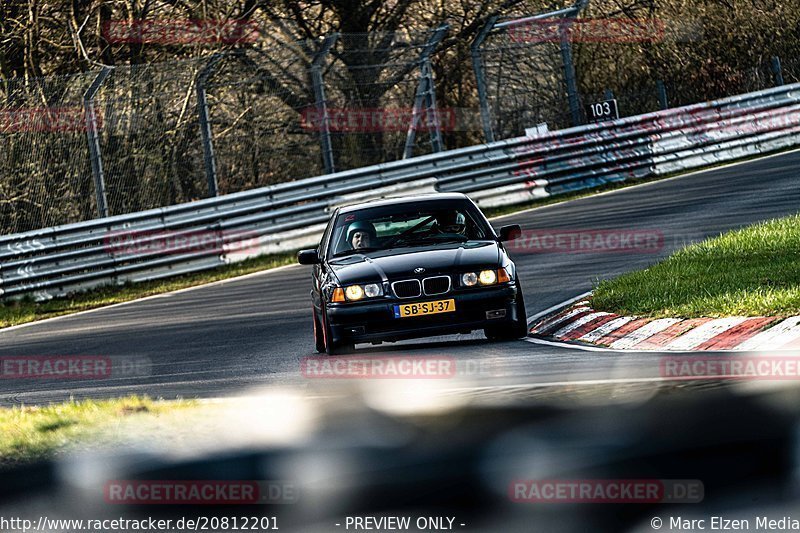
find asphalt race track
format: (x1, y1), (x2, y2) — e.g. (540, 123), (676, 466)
(1, 150), (799, 405)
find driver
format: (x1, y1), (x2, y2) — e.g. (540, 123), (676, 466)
(434, 211), (466, 236)
(347, 221), (377, 250)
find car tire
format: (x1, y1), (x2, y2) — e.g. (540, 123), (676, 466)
(321, 307), (355, 356)
(313, 309), (326, 354)
(325, 338), (355, 356)
(485, 286), (528, 341)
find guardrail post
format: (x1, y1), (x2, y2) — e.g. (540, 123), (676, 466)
(197, 54), (224, 197)
(771, 56), (785, 86)
(84, 67), (113, 218)
(656, 80), (669, 110)
(404, 25), (449, 159)
(311, 34), (339, 175)
(471, 15), (499, 143)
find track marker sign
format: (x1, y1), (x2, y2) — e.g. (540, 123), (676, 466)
(586, 99), (619, 123)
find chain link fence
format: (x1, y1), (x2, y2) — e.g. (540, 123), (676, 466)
(472, 2), (587, 141)
(204, 44), (323, 196)
(325, 27), (448, 169)
(0, 28), (449, 235)
(96, 60), (210, 215)
(474, 20), (575, 139)
(473, 1), (800, 139)
(0, 72), (99, 234)
(1, 13), (799, 236)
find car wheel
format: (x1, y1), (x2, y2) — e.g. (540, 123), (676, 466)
(313, 309), (326, 354)
(321, 307), (355, 355)
(485, 287), (528, 341)
(325, 337), (355, 356)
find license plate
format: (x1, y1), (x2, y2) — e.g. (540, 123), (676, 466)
(394, 299), (456, 318)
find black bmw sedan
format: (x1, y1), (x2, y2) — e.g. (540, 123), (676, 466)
(297, 193), (526, 354)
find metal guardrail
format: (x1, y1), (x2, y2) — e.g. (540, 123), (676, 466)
(2, 82), (800, 300)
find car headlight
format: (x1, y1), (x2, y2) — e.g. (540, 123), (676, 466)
(364, 283), (381, 297)
(479, 269), (497, 285)
(340, 283), (383, 301)
(462, 269), (512, 288)
(345, 285), (365, 300)
(461, 272), (478, 286)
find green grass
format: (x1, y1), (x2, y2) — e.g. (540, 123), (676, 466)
(0, 252), (297, 328)
(592, 214), (800, 318)
(0, 396), (196, 466)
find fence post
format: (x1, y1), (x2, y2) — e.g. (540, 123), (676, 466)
(423, 59), (444, 154)
(479, 0), (587, 134)
(404, 25), (449, 159)
(197, 54), (224, 198)
(311, 34), (339, 175)
(771, 56), (785, 86)
(656, 79), (669, 110)
(559, 6), (587, 127)
(472, 15), (499, 143)
(84, 67), (113, 218)
(562, 0), (588, 126)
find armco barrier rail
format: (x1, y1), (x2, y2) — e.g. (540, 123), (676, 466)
(2, 82), (799, 300)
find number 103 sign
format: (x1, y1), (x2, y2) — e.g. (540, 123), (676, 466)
(586, 99), (619, 123)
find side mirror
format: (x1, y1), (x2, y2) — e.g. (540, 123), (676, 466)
(297, 249), (320, 265)
(498, 224), (522, 242)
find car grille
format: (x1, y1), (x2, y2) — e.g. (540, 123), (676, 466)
(392, 279), (422, 298)
(392, 276), (452, 298)
(423, 275), (451, 296)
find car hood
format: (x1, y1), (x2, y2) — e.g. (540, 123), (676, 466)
(328, 241), (501, 284)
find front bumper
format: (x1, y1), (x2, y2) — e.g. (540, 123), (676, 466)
(325, 285), (521, 344)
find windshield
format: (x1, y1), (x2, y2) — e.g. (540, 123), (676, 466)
(328, 200), (492, 257)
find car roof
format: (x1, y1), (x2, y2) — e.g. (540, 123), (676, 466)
(337, 193), (471, 214)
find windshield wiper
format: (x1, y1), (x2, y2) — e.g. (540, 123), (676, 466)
(381, 216), (437, 249)
(331, 247), (378, 258)
(389, 234), (469, 248)
(428, 234), (469, 242)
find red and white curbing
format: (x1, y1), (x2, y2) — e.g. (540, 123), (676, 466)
(529, 300), (800, 351)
